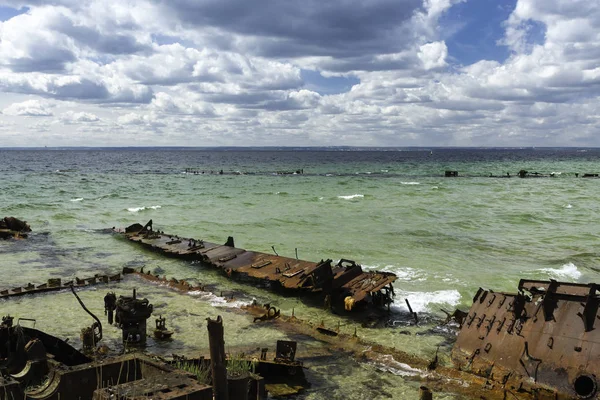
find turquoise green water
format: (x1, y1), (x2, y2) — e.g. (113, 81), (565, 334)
(1, 148), (599, 398)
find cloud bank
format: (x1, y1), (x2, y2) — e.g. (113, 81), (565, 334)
(0, 0), (598, 146)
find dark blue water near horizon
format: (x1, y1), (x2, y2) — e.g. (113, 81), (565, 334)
(1, 147), (599, 176)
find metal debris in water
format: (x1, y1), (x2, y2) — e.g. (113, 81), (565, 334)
(114, 289), (153, 346)
(114, 220), (397, 314)
(154, 315), (174, 340)
(0, 273), (121, 299)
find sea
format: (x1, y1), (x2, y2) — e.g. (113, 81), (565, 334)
(1, 147), (600, 399)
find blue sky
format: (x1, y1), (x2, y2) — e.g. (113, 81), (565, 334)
(0, 5), (26, 21)
(0, 0), (598, 147)
(441, 0), (515, 65)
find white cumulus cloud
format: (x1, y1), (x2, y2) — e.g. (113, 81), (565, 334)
(3, 99), (55, 116)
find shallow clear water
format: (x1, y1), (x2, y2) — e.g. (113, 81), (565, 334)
(1, 147), (600, 398)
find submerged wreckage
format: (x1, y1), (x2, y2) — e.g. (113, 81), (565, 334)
(114, 220), (397, 313)
(4, 218), (600, 398)
(0, 308), (302, 400)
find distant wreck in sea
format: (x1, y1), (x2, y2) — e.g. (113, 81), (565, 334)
(113, 220), (397, 314)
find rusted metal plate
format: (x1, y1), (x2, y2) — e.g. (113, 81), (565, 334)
(0, 273), (122, 300)
(452, 279), (600, 399)
(115, 220), (397, 312)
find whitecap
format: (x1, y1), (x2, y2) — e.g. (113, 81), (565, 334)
(393, 290), (461, 313)
(564, 204), (572, 209)
(394, 267), (426, 282)
(539, 262), (581, 280)
(338, 194), (364, 200)
(381, 170), (389, 173)
(369, 354), (423, 377)
(70, 198), (84, 202)
(189, 291), (253, 308)
(363, 265), (425, 282)
(401, 182), (420, 185)
(127, 205), (162, 213)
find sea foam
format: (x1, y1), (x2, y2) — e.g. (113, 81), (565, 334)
(188, 290), (253, 308)
(363, 265), (425, 282)
(369, 354), (423, 377)
(127, 205), (162, 213)
(539, 262), (581, 280)
(338, 194), (364, 200)
(393, 289), (461, 313)
(400, 182), (420, 185)
(70, 198), (84, 202)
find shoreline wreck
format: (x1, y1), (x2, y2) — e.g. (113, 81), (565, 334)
(113, 220), (397, 314)
(452, 279), (600, 399)
(3, 264), (600, 398)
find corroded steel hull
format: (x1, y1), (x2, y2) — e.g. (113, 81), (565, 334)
(114, 220), (397, 312)
(452, 279), (600, 399)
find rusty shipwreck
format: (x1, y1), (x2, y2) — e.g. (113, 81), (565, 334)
(452, 279), (600, 399)
(113, 220), (397, 313)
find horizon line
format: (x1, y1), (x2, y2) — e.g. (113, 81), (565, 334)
(0, 146), (598, 150)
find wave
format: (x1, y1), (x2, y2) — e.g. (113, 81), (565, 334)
(400, 182), (420, 185)
(127, 205), (162, 213)
(564, 204), (573, 209)
(369, 354), (423, 377)
(393, 289), (461, 313)
(338, 194), (364, 200)
(188, 290), (253, 308)
(538, 262), (581, 280)
(363, 265), (425, 282)
(70, 198), (84, 202)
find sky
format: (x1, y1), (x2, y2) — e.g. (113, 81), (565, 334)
(0, 0), (598, 147)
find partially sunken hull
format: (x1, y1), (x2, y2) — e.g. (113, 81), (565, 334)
(114, 220), (397, 313)
(452, 279), (600, 399)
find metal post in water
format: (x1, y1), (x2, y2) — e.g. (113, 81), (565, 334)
(405, 298), (418, 324)
(419, 386), (433, 400)
(207, 316), (229, 400)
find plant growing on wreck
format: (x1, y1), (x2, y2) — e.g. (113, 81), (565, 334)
(175, 360), (211, 385)
(226, 353), (256, 379)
